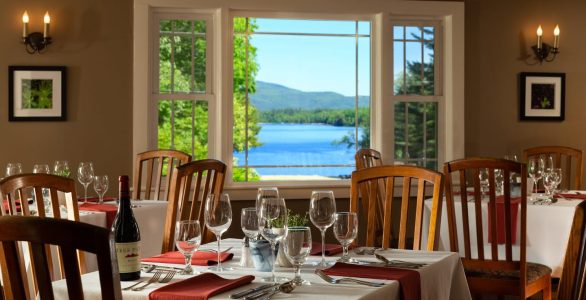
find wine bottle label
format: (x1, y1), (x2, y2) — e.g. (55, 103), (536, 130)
(115, 242), (141, 273)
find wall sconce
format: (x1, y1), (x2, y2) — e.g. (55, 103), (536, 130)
(531, 25), (560, 63)
(22, 11), (51, 54)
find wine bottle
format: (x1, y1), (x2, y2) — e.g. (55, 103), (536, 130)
(112, 175), (141, 281)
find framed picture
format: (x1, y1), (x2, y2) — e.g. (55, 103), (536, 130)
(519, 72), (565, 121)
(8, 66), (67, 121)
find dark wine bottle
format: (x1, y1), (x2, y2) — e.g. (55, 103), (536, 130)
(112, 175), (141, 281)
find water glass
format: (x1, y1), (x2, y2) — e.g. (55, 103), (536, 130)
(258, 196), (287, 282)
(33, 164), (50, 174)
(333, 212), (358, 263)
(53, 161), (71, 178)
(93, 175), (109, 204)
(175, 220), (202, 275)
(241, 207), (259, 240)
(283, 226), (312, 285)
(309, 190), (336, 268)
(77, 162), (94, 204)
(205, 193), (233, 272)
(6, 163), (22, 177)
(543, 168), (560, 197)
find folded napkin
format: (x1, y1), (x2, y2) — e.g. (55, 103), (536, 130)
(554, 193), (586, 200)
(142, 251), (234, 266)
(323, 262), (420, 300)
(83, 196), (117, 203)
(78, 203), (118, 228)
(310, 242), (343, 256)
(2, 200), (21, 213)
(488, 196), (520, 244)
(149, 273), (254, 300)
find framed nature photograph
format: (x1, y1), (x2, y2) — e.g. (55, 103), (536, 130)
(8, 66), (67, 121)
(519, 72), (565, 121)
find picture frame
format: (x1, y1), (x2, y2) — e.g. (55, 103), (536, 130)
(8, 66), (67, 121)
(519, 72), (565, 121)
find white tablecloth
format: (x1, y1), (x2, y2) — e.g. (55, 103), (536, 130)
(422, 196), (582, 277)
(53, 239), (471, 300)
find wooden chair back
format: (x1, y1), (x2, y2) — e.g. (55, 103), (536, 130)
(558, 200), (586, 300)
(0, 215), (121, 300)
(355, 148), (383, 170)
(444, 158), (551, 298)
(350, 165), (443, 250)
(162, 159), (226, 253)
(522, 145), (583, 190)
(0, 173), (85, 293)
(132, 149), (192, 200)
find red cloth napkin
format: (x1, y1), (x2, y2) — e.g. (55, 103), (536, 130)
(2, 200), (21, 213)
(142, 251), (234, 266)
(323, 262), (420, 300)
(488, 196), (521, 244)
(149, 273), (254, 300)
(554, 193), (586, 200)
(78, 203), (118, 228)
(83, 197), (117, 203)
(310, 242), (343, 256)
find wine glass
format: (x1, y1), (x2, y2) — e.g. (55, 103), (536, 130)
(258, 196), (287, 283)
(93, 175), (109, 204)
(283, 226), (312, 286)
(241, 207), (259, 240)
(545, 154), (555, 170)
(77, 162), (94, 204)
(174, 220), (202, 275)
(53, 161), (71, 178)
(333, 212), (358, 263)
(528, 157), (544, 194)
(256, 187), (280, 211)
(33, 164), (50, 174)
(5, 163), (22, 177)
(204, 193), (233, 272)
(309, 190), (336, 268)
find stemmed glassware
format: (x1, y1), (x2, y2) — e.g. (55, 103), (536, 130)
(309, 190), (336, 268)
(33, 164), (50, 174)
(241, 207), (259, 240)
(333, 212), (358, 263)
(174, 220), (202, 275)
(256, 187), (280, 211)
(77, 162), (94, 204)
(258, 196), (287, 283)
(93, 175), (109, 204)
(479, 169), (489, 198)
(204, 193), (233, 272)
(283, 226), (312, 286)
(6, 163), (23, 177)
(544, 168), (562, 198)
(53, 161), (71, 177)
(528, 157), (545, 194)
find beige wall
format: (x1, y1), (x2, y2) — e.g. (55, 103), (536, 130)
(465, 0), (586, 172)
(0, 0), (133, 195)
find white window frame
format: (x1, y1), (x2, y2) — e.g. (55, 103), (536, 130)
(133, 0), (465, 200)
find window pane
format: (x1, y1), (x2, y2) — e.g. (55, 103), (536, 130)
(393, 25), (435, 96)
(158, 100), (208, 159)
(423, 27), (434, 40)
(393, 26), (404, 40)
(393, 41), (404, 95)
(406, 26), (421, 40)
(394, 102), (438, 169)
(233, 18), (371, 182)
(405, 41), (422, 93)
(423, 41), (435, 95)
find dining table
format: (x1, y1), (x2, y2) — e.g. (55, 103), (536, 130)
(52, 238), (471, 300)
(421, 192), (584, 277)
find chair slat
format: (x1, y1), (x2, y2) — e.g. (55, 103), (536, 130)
(133, 149), (192, 200)
(30, 242), (55, 300)
(413, 179), (426, 250)
(398, 177), (411, 249)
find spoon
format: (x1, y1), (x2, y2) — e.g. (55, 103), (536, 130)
(374, 253), (426, 268)
(244, 281), (296, 300)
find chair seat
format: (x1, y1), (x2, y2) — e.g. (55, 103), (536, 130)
(465, 262), (552, 283)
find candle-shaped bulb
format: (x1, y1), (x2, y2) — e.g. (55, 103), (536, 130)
(43, 12), (50, 38)
(536, 25), (543, 50)
(22, 11), (29, 23)
(553, 25), (560, 49)
(22, 11), (29, 38)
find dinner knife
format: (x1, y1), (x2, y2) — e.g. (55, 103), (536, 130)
(229, 283), (278, 299)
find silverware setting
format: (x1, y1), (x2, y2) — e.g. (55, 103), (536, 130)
(141, 264), (184, 273)
(230, 283), (278, 299)
(374, 253), (427, 269)
(131, 270), (176, 291)
(199, 246), (234, 253)
(353, 247), (382, 255)
(315, 269), (385, 287)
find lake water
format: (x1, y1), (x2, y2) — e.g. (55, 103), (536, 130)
(233, 123), (358, 178)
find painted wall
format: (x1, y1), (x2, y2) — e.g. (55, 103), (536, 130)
(0, 0), (133, 196)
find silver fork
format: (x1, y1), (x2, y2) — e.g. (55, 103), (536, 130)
(159, 271), (176, 283)
(200, 246), (234, 253)
(315, 269), (385, 287)
(123, 270), (163, 291)
(132, 271), (164, 291)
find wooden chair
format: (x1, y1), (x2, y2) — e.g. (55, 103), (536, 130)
(0, 215), (121, 300)
(350, 165), (443, 250)
(132, 149), (192, 200)
(557, 200), (586, 300)
(522, 146), (583, 190)
(355, 148), (383, 170)
(443, 157), (551, 299)
(162, 159), (226, 253)
(0, 173), (86, 290)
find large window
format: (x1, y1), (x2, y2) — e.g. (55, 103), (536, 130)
(232, 18), (371, 182)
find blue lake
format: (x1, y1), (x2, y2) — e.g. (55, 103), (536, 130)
(233, 123), (358, 177)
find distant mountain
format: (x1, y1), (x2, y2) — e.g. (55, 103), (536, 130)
(249, 81), (370, 111)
